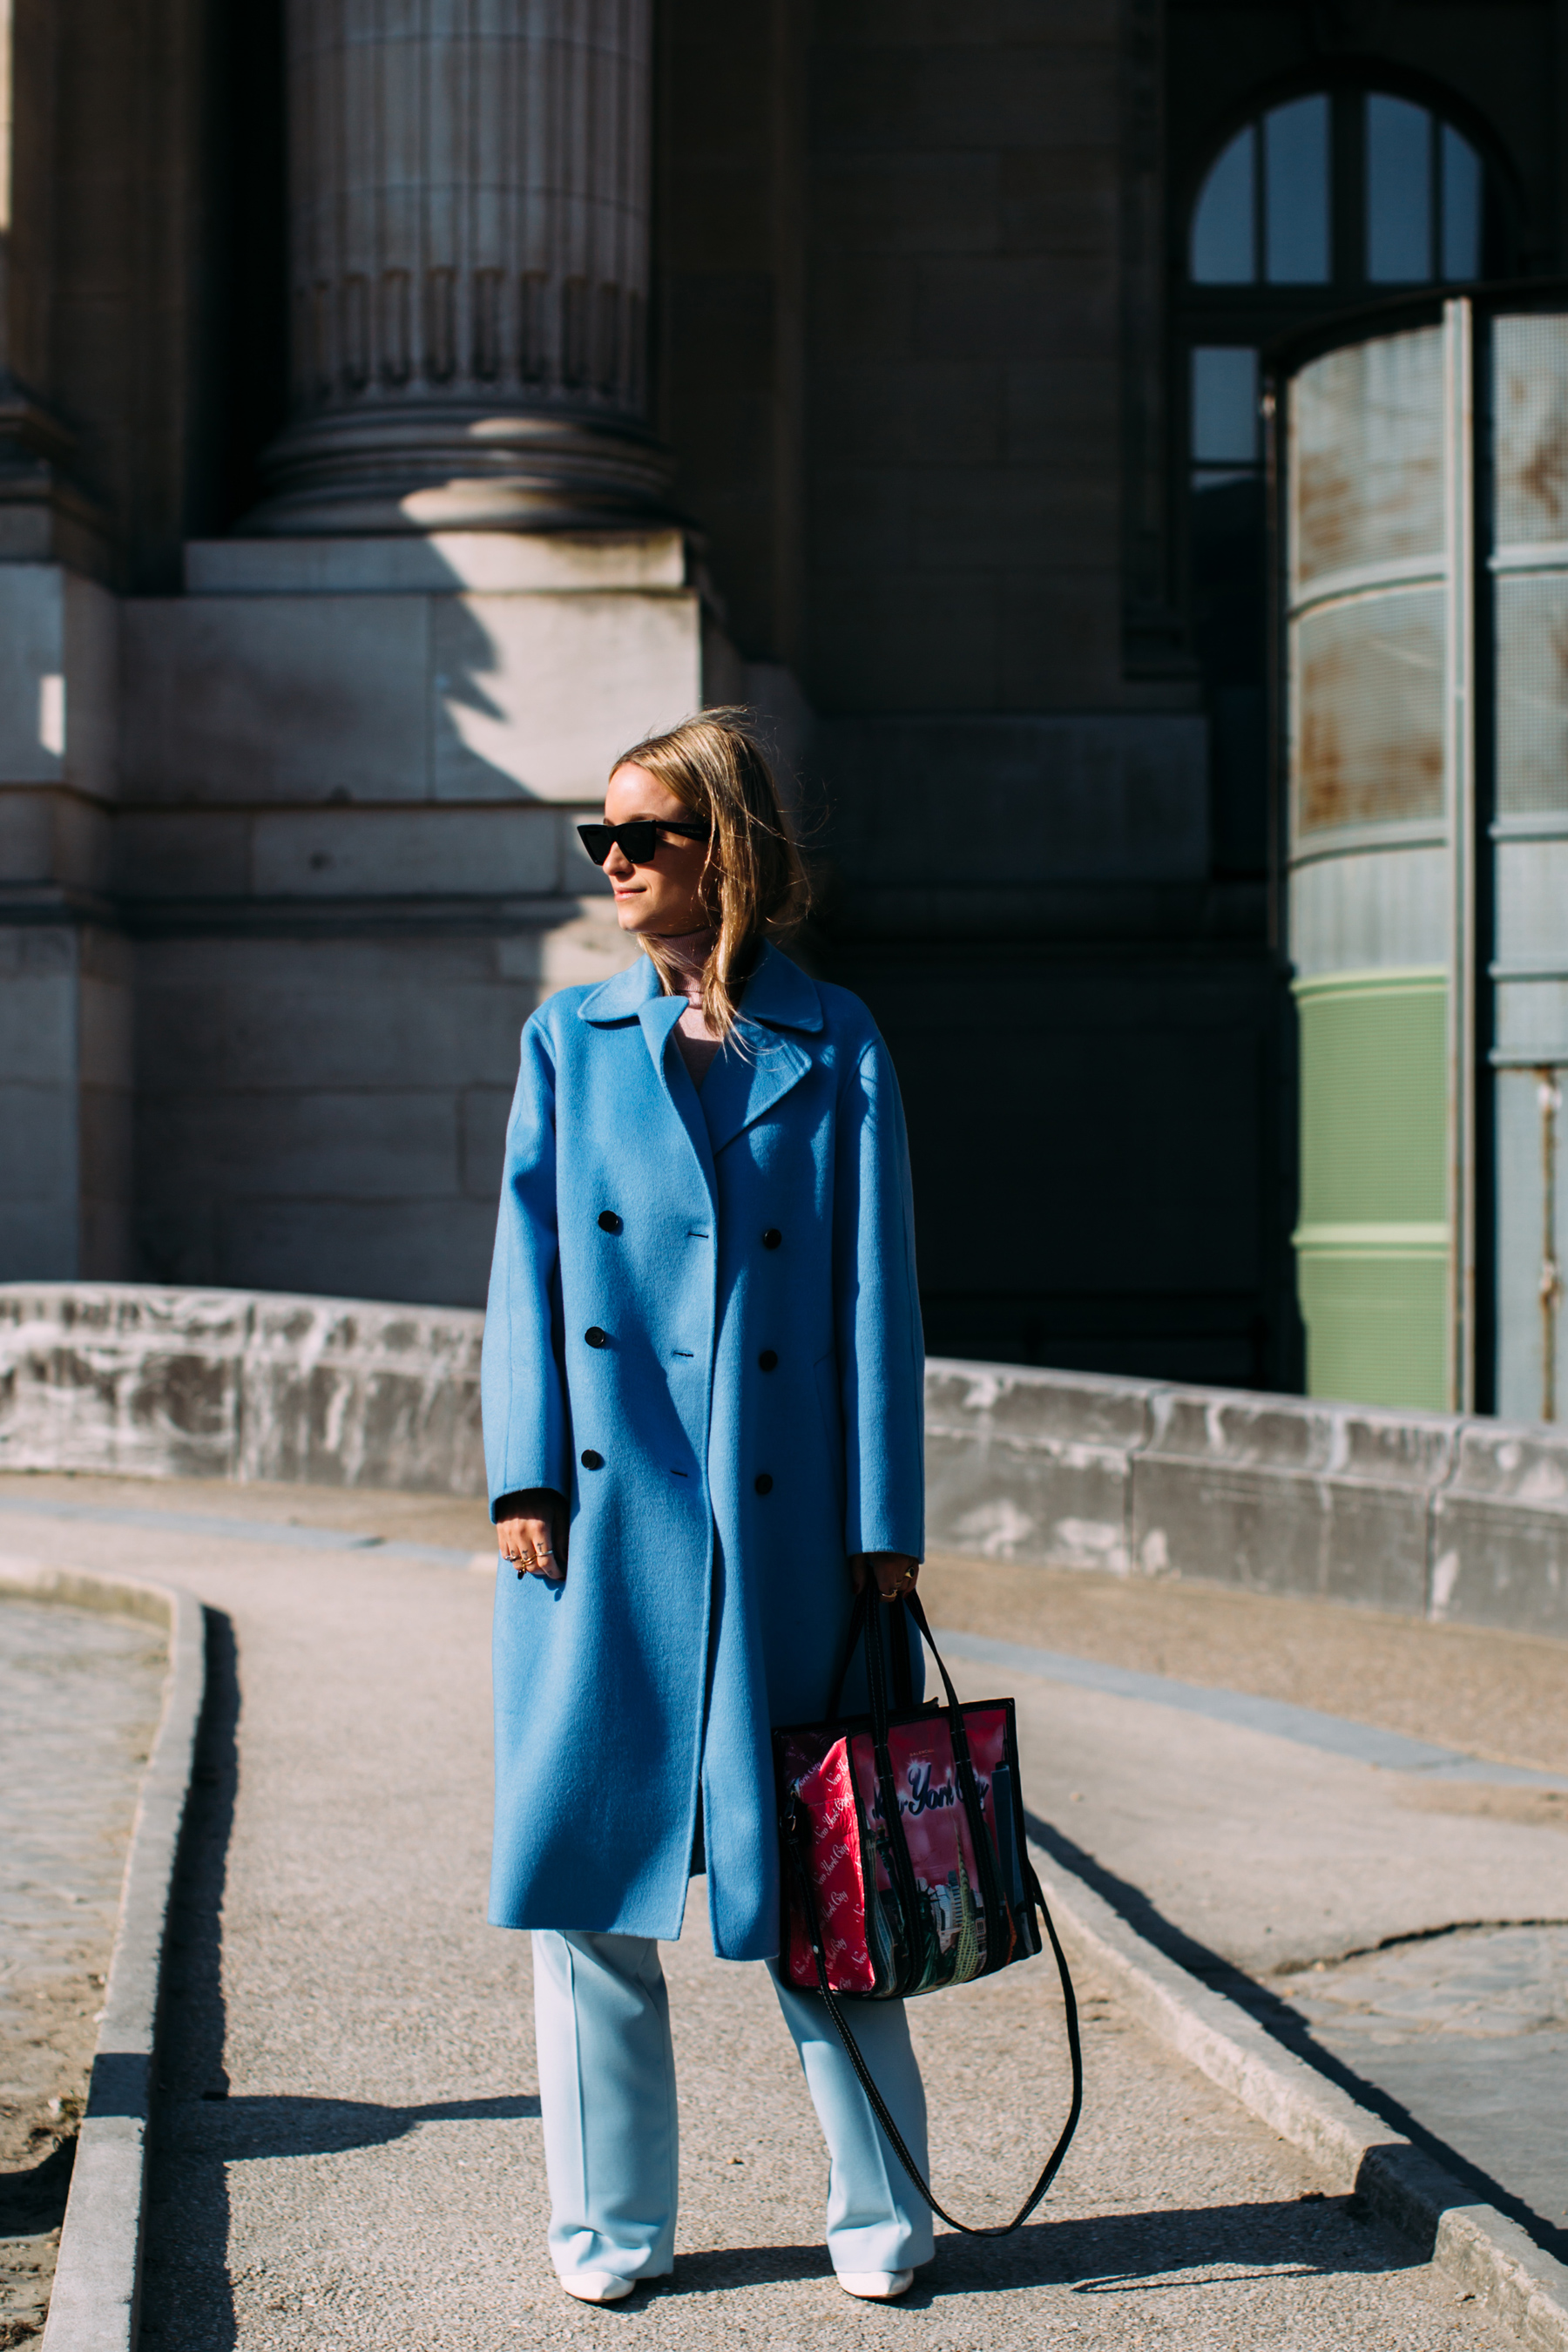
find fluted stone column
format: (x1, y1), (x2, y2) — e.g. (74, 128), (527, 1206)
(254, 0), (668, 532)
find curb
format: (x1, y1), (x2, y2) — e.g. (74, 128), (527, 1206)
(1031, 1838), (1568, 2351)
(0, 1561), (206, 2352)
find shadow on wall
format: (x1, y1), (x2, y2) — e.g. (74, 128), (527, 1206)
(802, 714), (1301, 1391)
(118, 531), (718, 1308)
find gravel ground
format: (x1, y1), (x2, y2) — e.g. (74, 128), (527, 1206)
(0, 1591), (166, 2347)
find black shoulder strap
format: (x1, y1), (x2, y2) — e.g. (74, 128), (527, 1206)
(781, 1804), (1084, 2237)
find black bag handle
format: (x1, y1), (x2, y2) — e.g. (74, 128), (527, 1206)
(783, 1592), (1085, 2235)
(826, 1579), (917, 1725)
(825, 1587), (1010, 1979)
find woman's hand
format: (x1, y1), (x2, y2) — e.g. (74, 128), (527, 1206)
(495, 1490), (568, 1582)
(849, 1551), (920, 1604)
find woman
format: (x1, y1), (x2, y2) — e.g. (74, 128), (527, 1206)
(481, 709), (930, 2306)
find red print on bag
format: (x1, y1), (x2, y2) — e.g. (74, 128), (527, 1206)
(781, 1734), (877, 1992)
(780, 1708), (1017, 1996)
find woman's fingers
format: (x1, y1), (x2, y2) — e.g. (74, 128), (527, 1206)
(848, 1551), (920, 1602)
(497, 1515), (565, 1581)
(876, 1553), (919, 1603)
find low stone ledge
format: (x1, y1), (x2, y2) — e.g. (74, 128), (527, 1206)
(924, 1358), (1157, 1451)
(3, 1282), (1567, 1637)
(924, 1360), (1155, 1575)
(1130, 1455), (1435, 1616)
(1431, 1424), (1568, 1636)
(0, 1282), (484, 1497)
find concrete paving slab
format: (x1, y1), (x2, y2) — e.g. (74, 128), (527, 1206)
(0, 1497), (1523, 2350)
(1281, 1928), (1568, 2248)
(936, 1628), (1568, 1787)
(946, 1650), (1568, 2263)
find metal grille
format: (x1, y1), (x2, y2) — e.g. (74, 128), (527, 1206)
(1493, 314), (1568, 547)
(1294, 589), (1447, 832)
(1290, 328), (1444, 588)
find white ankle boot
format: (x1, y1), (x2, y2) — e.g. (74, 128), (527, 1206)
(837, 2268), (915, 2301)
(558, 2271), (634, 2303)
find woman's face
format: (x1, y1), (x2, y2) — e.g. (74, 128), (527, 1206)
(602, 763), (712, 937)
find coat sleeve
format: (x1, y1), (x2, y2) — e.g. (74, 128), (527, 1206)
(832, 1031), (926, 1558)
(481, 1013), (571, 1515)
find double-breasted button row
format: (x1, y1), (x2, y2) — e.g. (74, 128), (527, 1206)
(758, 1349), (778, 1371)
(585, 1326), (608, 1348)
(754, 1473), (774, 1495)
(581, 1449), (604, 1470)
(600, 1209), (778, 1247)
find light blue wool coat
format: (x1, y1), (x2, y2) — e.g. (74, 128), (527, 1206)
(482, 943), (925, 1962)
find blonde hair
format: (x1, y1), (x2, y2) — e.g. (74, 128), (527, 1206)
(609, 707), (809, 1044)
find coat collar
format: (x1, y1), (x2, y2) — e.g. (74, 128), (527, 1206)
(576, 939), (824, 1033)
(577, 943), (822, 1164)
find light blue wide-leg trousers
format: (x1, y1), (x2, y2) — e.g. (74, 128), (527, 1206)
(531, 1930), (935, 2287)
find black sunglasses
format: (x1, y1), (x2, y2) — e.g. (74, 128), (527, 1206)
(577, 818), (711, 867)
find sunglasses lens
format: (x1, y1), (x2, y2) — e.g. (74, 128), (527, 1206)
(619, 821), (660, 862)
(577, 825), (615, 866)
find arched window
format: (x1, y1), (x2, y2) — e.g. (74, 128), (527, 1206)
(1179, 91), (1505, 878)
(1190, 94), (1485, 290)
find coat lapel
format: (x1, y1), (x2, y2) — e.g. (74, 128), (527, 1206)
(577, 942), (824, 1166)
(639, 993), (720, 1206)
(699, 1028), (812, 1158)
(578, 955), (719, 1207)
(700, 945), (823, 1159)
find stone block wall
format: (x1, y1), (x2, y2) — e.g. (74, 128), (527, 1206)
(130, 914), (632, 1303)
(804, 0), (1131, 716)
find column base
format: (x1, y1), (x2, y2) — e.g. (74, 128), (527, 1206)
(247, 403), (675, 537)
(0, 373), (112, 575)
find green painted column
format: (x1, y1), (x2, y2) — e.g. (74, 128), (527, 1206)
(1293, 970), (1450, 1409)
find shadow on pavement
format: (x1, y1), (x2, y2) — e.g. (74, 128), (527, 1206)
(654, 2190), (1412, 2302)
(1026, 1808), (1568, 2267)
(141, 1608), (241, 2349)
(187, 2091), (541, 2158)
(0, 2131), (76, 2234)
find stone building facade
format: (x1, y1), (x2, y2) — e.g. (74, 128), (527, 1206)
(1, 0), (1563, 1386)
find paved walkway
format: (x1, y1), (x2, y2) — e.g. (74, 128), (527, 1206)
(0, 1585), (166, 2343)
(920, 1557), (1568, 2261)
(0, 1472), (1547, 2349)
